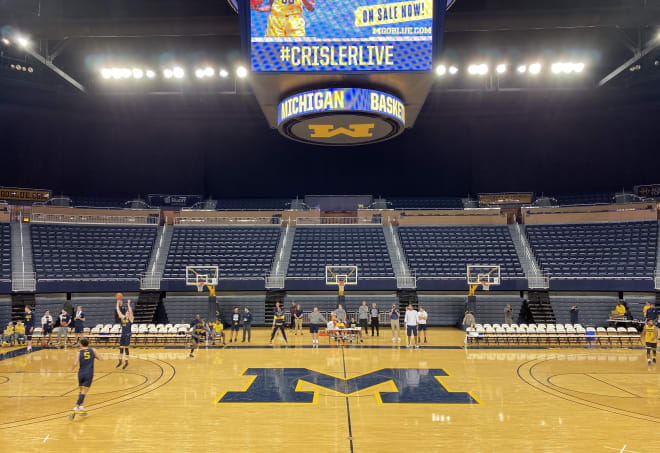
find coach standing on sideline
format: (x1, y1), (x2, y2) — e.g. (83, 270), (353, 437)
(370, 303), (379, 336)
(242, 307), (253, 343)
(358, 301), (369, 341)
(390, 304), (401, 342)
(289, 301), (297, 331)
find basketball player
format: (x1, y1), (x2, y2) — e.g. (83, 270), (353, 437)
(404, 304), (419, 349)
(73, 305), (85, 345)
(270, 308), (288, 345)
(41, 309), (54, 345)
(69, 338), (103, 420)
(116, 299), (133, 369)
(190, 318), (205, 358)
(417, 306), (428, 344)
(116, 292), (127, 316)
(24, 306), (35, 352)
(641, 318), (658, 365)
(254, 0), (315, 38)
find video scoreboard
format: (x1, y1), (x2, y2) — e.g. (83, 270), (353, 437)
(248, 0), (441, 72)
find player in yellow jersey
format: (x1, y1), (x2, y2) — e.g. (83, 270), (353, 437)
(640, 319), (658, 365)
(254, 0), (315, 38)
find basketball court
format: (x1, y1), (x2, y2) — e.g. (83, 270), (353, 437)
(1, 330), (659, 452)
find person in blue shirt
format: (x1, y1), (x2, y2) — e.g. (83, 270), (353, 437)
(645, 302), (659, 325)
(74, 305), (86, 346)
(24, 305), (35, 352)
(570, 306), (579, 325)
(294, 304), (304, 336)
(242, 307), (253, 343)
(69, 338), (103, 420)
(116, 299), (134, 369)
(389, 304), (401, 342)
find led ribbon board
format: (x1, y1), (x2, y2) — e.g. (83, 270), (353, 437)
(277, 88), (405, 145)
(249, 0), (439, 72)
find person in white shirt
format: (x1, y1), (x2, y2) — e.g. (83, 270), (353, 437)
(41, 310), (54, 345)
(404, 305), (419, 349)
(417, 306), (428, 344)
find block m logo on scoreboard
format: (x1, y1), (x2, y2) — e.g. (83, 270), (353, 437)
(309, 124), (375, 138)
(217, 368), (479, 404)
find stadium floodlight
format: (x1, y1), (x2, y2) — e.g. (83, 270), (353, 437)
(146, 70), (156, 79)
(111, 67), (123, 79)
(529, 63), (542, 75)
(1, 38), (9, 45)
(436, 64), (447, 76)
(551, 62), (563, 74)
(496, 64), (506, 74)
(16, 36), (29, 48)
(173, 67), (185, 79)
(517, 65), (527, 73)
(132, 68), (144, 79)
(448, 65), (458, 75)
(478, 64), (488, 75)
(195, 68), (205, 78)
(573, 62), (585, 73)
(236, 66), (248, 78)
(101, 68), (112, 79)
(121, 68), (132, 79)
(163, 68), (173, 79)
(204, 67), (214, 77)
(219, 69), (229, 78)
(467, 64), (478, 75)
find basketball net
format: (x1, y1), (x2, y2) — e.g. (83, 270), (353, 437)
(195, 277), (207, 293)
(338, 280), (346, 297)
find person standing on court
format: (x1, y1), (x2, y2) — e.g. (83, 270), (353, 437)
(309, 307), (327, 348)
(504, 304), (513, 325)
(417, 306), (428, 344)
(73, 305), (86, 346)
(69, 338), (103, 420)
(242, 307), (253, 343)
(370, 303), (379, 336)
(270, 307), (288, 345)
(570, 305), (580, 324)
(24, 305), (35, 352)
(358, 301), (369, 341)
(645, 302), (658, 324)
(294, 304), (304, 335)
(230, 307), (240, 343)
(390, 303), (401, 342)
(289, 301), (297, 331)
(58, 308), (71, 348)
(41, 310), (54, 345)
(404, 304), (419, 349)
(334, 304), (346, 324)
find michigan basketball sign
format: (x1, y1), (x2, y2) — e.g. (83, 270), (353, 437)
(217, 368), (479, 404)
(278, 88), (405, 145)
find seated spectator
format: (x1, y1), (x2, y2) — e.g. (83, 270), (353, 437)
(614, 301), (626, 317)
(14, 321), (26, 344)
(2, 322), (15, 345)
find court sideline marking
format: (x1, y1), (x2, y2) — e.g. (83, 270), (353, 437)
(341, 347), (355, 453)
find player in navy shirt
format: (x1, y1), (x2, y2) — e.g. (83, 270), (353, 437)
(74, 305), (86, 345)
(24, 306), (35, 352)
(69, 338), (103, 420)
(116, 299), (134, 369)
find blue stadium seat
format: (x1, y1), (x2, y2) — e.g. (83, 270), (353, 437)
(388, 197), (463, 210)
(31, 224), (157, 280)
(164, 226), (281, 279)
(398, 225), (525, 278)
(526, 221), (658, 278)
(287, 227), (394, 277)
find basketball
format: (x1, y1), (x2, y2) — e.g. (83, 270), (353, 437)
(251, 0), (263, 8)
(115, 292), (123, 300)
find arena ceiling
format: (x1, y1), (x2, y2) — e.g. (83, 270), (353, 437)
(0, 0), (659, 198)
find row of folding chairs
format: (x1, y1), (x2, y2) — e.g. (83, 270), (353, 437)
(31, 323), (193, 346)
(466, 323), (641, 347)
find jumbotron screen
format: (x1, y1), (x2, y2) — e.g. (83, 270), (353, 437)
(249, 0), (434, 72)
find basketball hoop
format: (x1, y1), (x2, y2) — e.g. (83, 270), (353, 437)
(195, 277), (207, 293)
(337, 279), (346, 296)
(480, 280), (490, 291)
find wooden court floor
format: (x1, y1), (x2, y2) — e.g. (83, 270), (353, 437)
(0, 328), (659, 452)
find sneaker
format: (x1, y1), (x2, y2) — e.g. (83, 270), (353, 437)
(189, 353), (194, 358)
(648, 359), (652, 365)
(116, 361), (122, 368)
(424, 339), (427, 344)
(392, 337), (396, 342)
(654, 358), (657, 364)
(414, 344), (420, 349)
(397, 337), (401, 342)
(122, 361), (128, 370)
(69, 410), (76, 421)
(406, 344), (412, 348)
(79, 410), (88, 417)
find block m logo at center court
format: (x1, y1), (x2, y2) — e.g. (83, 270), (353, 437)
(217, 368), (479, 404)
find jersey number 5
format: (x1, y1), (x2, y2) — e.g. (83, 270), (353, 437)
(83, 351), (91, 360)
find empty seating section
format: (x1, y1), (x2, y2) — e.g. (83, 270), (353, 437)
(31, 224), (157, 280)
(389, 197), (463, 209)
(0, 297), (11, 328)
(554, 193), (614, 206)
(0, 223), (10, 280)
(398, 226), (524, 278)
(164, 227), (281, 279)
(214, 198), (291, 210)
(31, 225), (157, 280)
(287, 227), (394, 277)
(526, 221), (658, 278)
